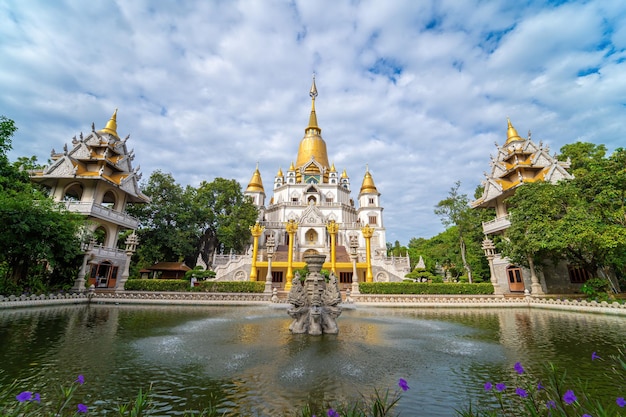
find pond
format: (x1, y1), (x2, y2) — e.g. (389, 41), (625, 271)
(0, 304), (624, 416)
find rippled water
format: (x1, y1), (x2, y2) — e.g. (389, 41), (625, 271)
(0, 305), (624, 416)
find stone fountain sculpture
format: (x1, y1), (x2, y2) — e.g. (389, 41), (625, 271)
(287, 254), (342, 335)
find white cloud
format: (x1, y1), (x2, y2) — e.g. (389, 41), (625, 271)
(2, 0), (626, 245)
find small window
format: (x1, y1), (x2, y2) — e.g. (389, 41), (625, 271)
(292, 197), (298, 203)
(326, 197), (333, 203)
(568, 266), (591, 283)
(368, 216), (377, 225)
(272, 271), (283, 283)
(340, 272), (352, 283)
(368, 197), (375, 205)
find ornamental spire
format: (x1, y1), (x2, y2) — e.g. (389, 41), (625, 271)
(307, 73), (320, 133)
(99, 109), (120, 139)
(505, 118), (523, 144)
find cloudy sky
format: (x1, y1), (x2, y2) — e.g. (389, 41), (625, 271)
(2, 0), (625, 245)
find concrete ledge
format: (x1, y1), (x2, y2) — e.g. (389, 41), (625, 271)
(0, 292), (624, 316)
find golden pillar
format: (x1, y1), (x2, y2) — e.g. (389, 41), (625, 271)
(361, 224), (374, 282)
(249, 222), (265, 281)
(326, 220), (339, 274)
(285, 219), (299, 290)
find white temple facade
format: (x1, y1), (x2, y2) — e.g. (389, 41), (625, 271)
(213, 78), (409, 289)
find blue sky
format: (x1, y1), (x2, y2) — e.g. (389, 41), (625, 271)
(2, 0), (626, 245)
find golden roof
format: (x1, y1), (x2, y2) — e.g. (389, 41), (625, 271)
(99, 109), (120, 139)
(295, 75), (330, 169)
(360, 169), (378, 194)
(246, 165), (264, 193)
(505, 118), (523, 144)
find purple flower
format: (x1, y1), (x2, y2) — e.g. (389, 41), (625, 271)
(591, 352), (601, 361)
(546, 400), (557, 409)
(537, 382), (544, 390)
(617, 397), (625, 408)
(484, 382), (493, 391)
(582, 414), (592, 417)
(327, 409), (339, 417)
(77, 403), (88, 413)
(398, 378), (410, 391)
(33, 392), (41, 403)
(516, 387), (528, 398)
(76, 374), (85, 385)
(514, 362), (524, 374)
(16, 391), (32, 402)
(563, 390), (577, 405)
(495, 383), (506, 392)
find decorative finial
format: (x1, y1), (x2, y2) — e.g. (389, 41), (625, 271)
(310, 73), (318, 99)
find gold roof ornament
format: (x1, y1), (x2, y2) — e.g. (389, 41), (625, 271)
(296, 74), (330, 169)
(99, 109), (120, 139)
(341, 169), (348, 179)
(330, 162), (336, 173)
(505, 118), (523, 144)
(360, 166), (379, 194)
(277, 167), (283, 177)
(289, 161), (295, 171)
(246, 164), (264, 193)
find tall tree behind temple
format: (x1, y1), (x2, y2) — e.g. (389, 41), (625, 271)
(128, 172), (258, 269)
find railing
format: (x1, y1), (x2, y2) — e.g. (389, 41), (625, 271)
(482, 215), (511, 234)
(65, 201), (139, 229)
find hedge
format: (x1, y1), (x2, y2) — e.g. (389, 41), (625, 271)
(358, 282), (494, 295)
(124, 279), (265, 293)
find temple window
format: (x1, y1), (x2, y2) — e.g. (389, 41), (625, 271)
(63, 183), (83, 201)
(368, 216), (377, 225)
(368, 197), (375, 205)
(568, 266), (591, 283)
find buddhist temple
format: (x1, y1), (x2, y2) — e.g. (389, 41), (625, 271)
(213, 77), (410, 290)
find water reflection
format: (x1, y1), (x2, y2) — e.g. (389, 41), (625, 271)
(0, 305), (624, 416)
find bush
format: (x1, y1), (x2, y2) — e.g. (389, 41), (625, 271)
(192, 281), (265, 293)
(184, 267), (216, 280)
(124, 279), (265, 293)
(124, 279), (189, 292)
(358, 282), (494, 295)
(580, 277), (612, 302)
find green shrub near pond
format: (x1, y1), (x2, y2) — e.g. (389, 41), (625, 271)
(359, 282), (494, 295)
(123, 279), (265, 293)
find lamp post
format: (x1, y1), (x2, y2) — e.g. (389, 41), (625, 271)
(349, 234), (360, 294)
(265, 233), (275, 294)
(117, 232), (139, 291)
(73, 238), (95, 293)
(481, 238), (502, 295)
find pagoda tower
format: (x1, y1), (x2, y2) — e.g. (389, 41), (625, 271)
(472, 119), (573, 295)
(30, 110), (149, 290)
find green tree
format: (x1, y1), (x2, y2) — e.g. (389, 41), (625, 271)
(435, 181), (476, 282)
(127, 171), (197, 266)
(128, 173), (258, 269)
(0, 116), (85, 294)
(194, 178), (258, 266)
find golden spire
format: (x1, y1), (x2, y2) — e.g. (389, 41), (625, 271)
(289, 161), (295, 171)
(505, 118), (523, 144)
(359, 166), (379, 194)
(245, 163), (264, 193)
(341, 169), (348, 179)
(330, 162), (336, 173)
(277, 167), (283, 177)
(296, 74), (330, 169)
(99, 109), (120, 139)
